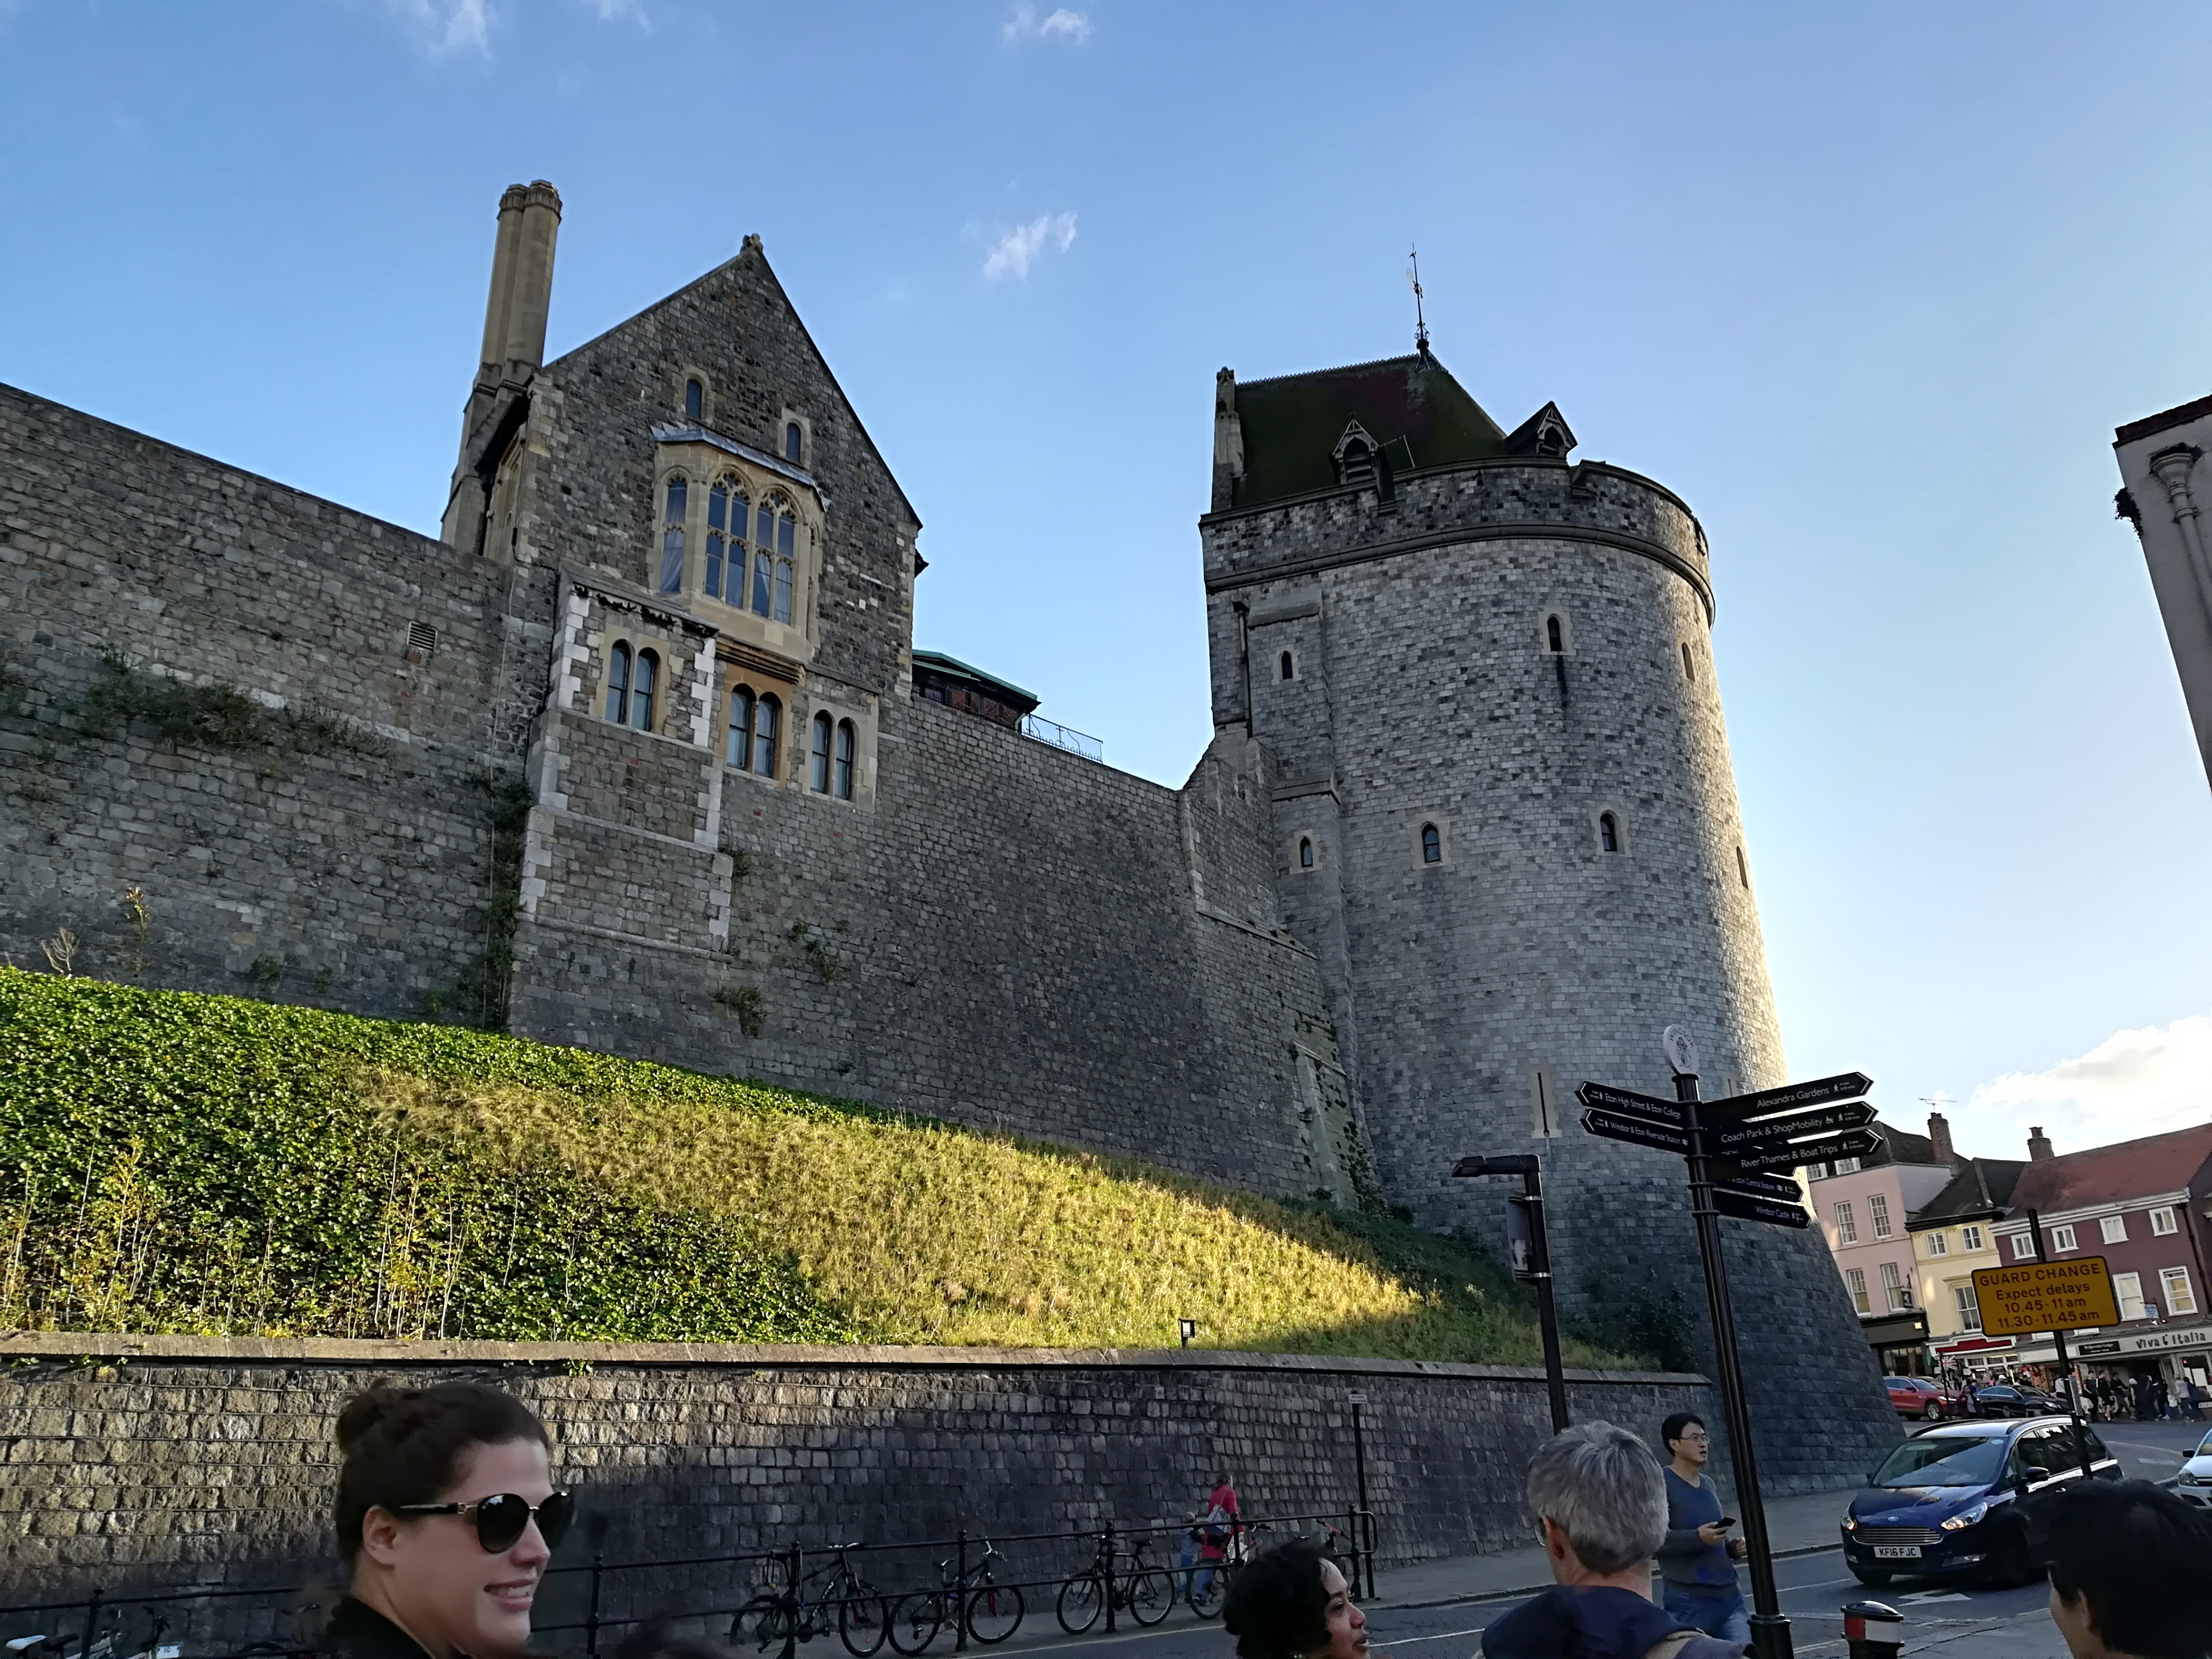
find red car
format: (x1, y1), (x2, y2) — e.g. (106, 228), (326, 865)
(1884, 1375), (1951, 1420)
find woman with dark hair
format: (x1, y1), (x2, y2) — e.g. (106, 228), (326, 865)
(323, 1382), (573, 1659)
(1221, 1541), (1367, 1659)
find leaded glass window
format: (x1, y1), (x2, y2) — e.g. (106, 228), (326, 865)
(629, 649), (658, 732)
(659, 478), (687, 594)
(811, 712), (833, 793)
(706, 482), (729, 600)
(834, 719), (855, 800)
(727, 686), (755, 767)
(751, 695), (780, 778)
(605, 643), (632, 723)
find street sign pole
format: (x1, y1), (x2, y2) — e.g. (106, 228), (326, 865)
(1453, 1155), (1569, 1433)
(2028, 1209), (2090, 1472)
(1677, 1069), (1792, 1659)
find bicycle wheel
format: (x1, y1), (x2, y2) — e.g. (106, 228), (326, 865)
(885, 1594), (942, 1657)
(734, 1595), (795, 1653)
(1187, 1569), (1225, 1620)
(963, 1582), (1023, 1645)
(838, 1585), (890, 1659)
(1056, 1574), (1103, 1635)
(1123, 1570), (1174, 1627)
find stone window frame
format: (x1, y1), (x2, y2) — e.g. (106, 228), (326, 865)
(1409, 814), (1451, 869)
(1594, 806), (1629, 856)
(601, 636), (663, 735)
(802, 688), (876, 807)
(724, 678), (787, 784)
(650, 450), (822, 651)
(1288, 830), (1322, 874)
(1278, 648), (1299, 682)
(678, 366), (715, 424)
(779, 406), (813, 470)
(1540, 607), (1575, 656)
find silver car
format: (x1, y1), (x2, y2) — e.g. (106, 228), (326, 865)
(2177, 1429), (2212, 1510)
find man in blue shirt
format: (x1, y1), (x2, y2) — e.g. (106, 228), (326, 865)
(1654, 1413), (1748, 1646)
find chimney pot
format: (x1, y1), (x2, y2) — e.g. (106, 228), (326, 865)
(1928, 1112), (1956, 1166)
(2028, 1126), (2055, 1162)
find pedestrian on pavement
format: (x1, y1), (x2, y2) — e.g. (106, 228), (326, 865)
(323, 1382), (571, 1659)
(2151, 1375), (2171, 1421)
(2032, 1478), (2212, 1659)
(1653, 1414), (1749, 1647)
(1479, 1422), (1744, 1659)
(1221, 1539), (1367, 1659)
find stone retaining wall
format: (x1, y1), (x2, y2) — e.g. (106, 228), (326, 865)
(0, 1335), (1710, 1616)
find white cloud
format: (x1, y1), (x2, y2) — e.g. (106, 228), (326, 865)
(580, 0), (647, 22)
(1002, 4), (1092, 43)
(982, 212), (1078, 280)
(1960, 1014), (2212, 1156)
(387, 0), (492, 54)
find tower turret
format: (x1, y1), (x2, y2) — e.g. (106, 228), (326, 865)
(1200, 350), (1895, 1490)
(442, 180), (562, 554)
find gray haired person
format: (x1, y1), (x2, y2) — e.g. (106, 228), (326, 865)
(1480, 1422), (1747, 1659)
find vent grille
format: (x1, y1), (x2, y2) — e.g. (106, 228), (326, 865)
(1854, 1526), (1939, 1546)
(407, 622), (438, 659)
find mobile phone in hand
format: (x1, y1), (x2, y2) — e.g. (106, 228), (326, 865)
(1716, 1517), (1736, 1528)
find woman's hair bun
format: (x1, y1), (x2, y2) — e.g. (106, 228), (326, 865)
(335, 1384), (418, 1456)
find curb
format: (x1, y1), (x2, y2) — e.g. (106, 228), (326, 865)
(1375, 1541), (1844, 1612)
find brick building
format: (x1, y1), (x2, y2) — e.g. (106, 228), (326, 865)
(0, 183), (1896, 1485)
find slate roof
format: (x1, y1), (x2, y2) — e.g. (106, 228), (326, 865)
(1230, 353), (1509, 508)
(1867, 1123), (1939, 1168)
(2007, 1124), (2212, 1213)
(1908, 1158), (2027, 1229)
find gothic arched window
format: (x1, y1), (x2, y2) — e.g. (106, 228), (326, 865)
(751, 694), (782, 777)
(685, 378), (704, 421)
(706, 480), (731, 601)
(659, 477), (688, 594)
(810, 711), (833, 793)
(1280, 651), (1294, 681)
(1599, 811), (1621, 853)
(628, 649), (658, 733)
(605, 642), (632, 724)
(785, 421), (803, 463)
(1299, 837), (1314, 870)
(1546, 615), (1564, 654)
(1420, 823), (1442, 864)
(727, 685), (755, 768)
(1681, 641), (1696, 682)
(835, 719), (856, 800)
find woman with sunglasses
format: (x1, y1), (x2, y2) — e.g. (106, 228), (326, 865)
(325, 1383), (575, 1659)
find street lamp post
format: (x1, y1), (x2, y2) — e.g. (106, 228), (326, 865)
(1451, 1154), (1568, 1433)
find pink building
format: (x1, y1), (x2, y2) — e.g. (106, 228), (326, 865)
(1807, 1116), (1958, 1370)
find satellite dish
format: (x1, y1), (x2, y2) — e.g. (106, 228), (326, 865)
(1662, 1025), (1700, 1078)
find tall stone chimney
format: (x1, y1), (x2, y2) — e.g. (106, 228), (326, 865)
(1211, 368), (1245, 513)
(443, 181), (563, 553)
(1928, 1111), (1956, 1166)
(2028, 1126), (2055, 1161)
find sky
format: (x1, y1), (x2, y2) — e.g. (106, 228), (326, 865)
(4, 2), (2211, 1162)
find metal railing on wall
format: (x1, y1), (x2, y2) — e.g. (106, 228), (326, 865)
(0, 1509), (1376, 1659)
(1017, 715), (1103, 763)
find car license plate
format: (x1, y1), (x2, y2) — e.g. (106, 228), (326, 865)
(1872, 1546), (1922, 1560)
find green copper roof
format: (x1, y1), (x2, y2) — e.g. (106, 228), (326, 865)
(1230, 352), (1508, 509)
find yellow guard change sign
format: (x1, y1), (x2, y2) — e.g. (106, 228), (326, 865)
(1972, 1257), (2122, 1337)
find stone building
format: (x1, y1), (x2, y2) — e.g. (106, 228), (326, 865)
(2116, 394), (2212, 788)
(0, 182), (1894, 1486)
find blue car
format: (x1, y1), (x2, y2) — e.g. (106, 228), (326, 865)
(1841, 1416), (2121, 1588)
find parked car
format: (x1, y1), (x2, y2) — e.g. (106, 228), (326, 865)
(2175, 1429), (2212, 1511)
(1885, 1376), (1950, 1420)
(1971, 1385), (2059, 1418)
(1841, 1416), (2122, 1588)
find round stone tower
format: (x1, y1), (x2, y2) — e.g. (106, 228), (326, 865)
(1200, 351), (1895, 1490)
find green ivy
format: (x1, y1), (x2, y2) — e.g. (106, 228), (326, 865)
(0, 968), (853, 1341)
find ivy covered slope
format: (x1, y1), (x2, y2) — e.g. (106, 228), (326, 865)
(0, 971), (1634, 1365)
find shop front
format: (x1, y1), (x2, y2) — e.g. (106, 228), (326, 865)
(1861, 1308), (1931, 1374)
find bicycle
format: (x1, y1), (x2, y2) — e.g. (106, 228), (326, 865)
(732, 1542), (891, 1658)
(885, 1536), (1023, 1652)
(1056, 1532), (1173, 1634)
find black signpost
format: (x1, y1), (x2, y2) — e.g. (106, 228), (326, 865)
(1574, 1049), (1881, 1659)
(1451, 1154), (1569, 1433)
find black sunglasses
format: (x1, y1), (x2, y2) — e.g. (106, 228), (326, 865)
(393, 1491), (575, 1553)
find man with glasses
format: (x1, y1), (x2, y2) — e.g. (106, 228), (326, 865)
(1655, 1413), (1748, 1646)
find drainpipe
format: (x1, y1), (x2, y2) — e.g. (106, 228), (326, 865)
(2148, 445), (2212, 625)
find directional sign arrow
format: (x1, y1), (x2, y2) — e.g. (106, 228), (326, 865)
(1580, 1109), (1690, 1155)
(1710, 1100), (1876, 1153)
(1710, 1188), (1812, 1229)
(1723, 1128), (1884, 1172)
(1711, 1168), (1806, 1204)
(1574, 1081), (1690, 1127)
(1705, 1070), (1875, 1123)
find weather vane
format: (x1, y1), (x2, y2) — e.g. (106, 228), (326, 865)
(1408, 247), (1430, 358)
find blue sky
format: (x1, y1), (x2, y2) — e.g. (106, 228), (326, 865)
(6, 2), (2212, 1158)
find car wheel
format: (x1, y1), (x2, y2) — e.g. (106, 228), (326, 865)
(1922, 1402), (1942, 1420)
(1985, 1526), (2037, 1589)
(1848, 1566), (1893, 1587)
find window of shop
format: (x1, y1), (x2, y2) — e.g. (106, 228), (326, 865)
(1846, 1267), (1869, 1315)
(1954, 1284), (1981, 1331)
(2101, 1215), (2128, 1245)
(2051, 1224), (2078, 1252)
(2151, 1206), (2179, 1236)
(2114, 1271), (2145, 1321)
(1881, 1260), (1912, 1312)
(1961, 1224), (1985, 1251)
(1870, 1193), (1893, 1239)
(1926, 1232), (1949, 1257)
(1835, 1201), (1857, 1244)
(2162, 1267), (2198, 1317)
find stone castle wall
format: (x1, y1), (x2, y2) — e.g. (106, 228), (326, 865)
(0, 1334), (1712, 1614)
(1202, 456), (1898, 1491)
